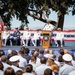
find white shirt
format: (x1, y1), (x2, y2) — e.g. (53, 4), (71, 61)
(35, 64), (51, 75)
(2, 30), (10, 39)
(19, 56), (27, 67)
(11, 65), (22, 72)
(22, 31), (31, 39)
(55, 31), (64, 40)
(22, 72), (35, 75)
(2, 62), (11, 71)
(32, 32), (40, 40)
(43, 23), (55, 31)
(59, 64), (75, 75)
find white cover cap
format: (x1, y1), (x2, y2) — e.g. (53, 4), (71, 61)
(62, 54), (72, 61)
(9, 55), (20, 62)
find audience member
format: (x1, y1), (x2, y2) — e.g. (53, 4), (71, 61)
(20, 46), (26, 55)
(0, 50), (5, 59)
(46, 57), (59, 75)
(33, 51), (41, 66)
(59, 54), (75, 75)
(35, 57), (51, 75)
(22, 64), (35, 75)
(58, 49), (64, 62)
(44, 68), (53, 75)
(0, 61), (4, 75)
(35, 48), (39, 52)
(15, 70), (23, 75)
(38, 49), (44, 58)
(18, 51), (27, 67)
(29, 56), (37, 71)
(1, 55), (11, 71)
(44, 48), (50, 58)
(9, 55), (23, 72)
(22, 48), (31, 63)
(4, 67), (15, 75)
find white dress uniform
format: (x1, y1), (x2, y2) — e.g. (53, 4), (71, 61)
(2, 62), (11, 71)
(2, 30), (10, 46)
(59, 54), (75, 75)
(43, 23), (55, 31)
(31, 32), (40, 46)
(54, 31), (64, 47)
(59, 64), (75, 75)
(22, 31), (31, 46)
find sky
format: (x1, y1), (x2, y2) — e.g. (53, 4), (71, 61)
(11, 10), (75, 30)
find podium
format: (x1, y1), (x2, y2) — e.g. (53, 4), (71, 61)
(42, 30), (50, 48)
(0, 30), (2, 47)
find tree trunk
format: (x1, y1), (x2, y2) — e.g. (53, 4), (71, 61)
(57, 13), (65, 30)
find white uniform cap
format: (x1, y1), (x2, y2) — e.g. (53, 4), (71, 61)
(9, 55), (20, 62)
(62, 54), (72, 61)
(57, 28), (61, 30)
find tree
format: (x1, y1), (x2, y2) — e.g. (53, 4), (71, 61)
(0, 0), (75, 30)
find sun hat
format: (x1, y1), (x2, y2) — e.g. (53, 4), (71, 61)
(62, 54), (72, 61)
(9, 55), (20, 62)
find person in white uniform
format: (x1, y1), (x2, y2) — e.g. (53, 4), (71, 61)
(2, 26), (10, 46)
(22, 30), (31, 46)
(42, 21), (56, 31)
(31, 31), (40, 46)
(59, 54), (75, 75)
(54, 28), (64, 47)
(42, 21), (56, 46)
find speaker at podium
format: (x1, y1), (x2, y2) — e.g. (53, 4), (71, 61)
(42, 30), (50, 48)
(0, 30), (2, 47)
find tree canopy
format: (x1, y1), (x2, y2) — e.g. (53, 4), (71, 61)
(0, 0), (75, 29)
